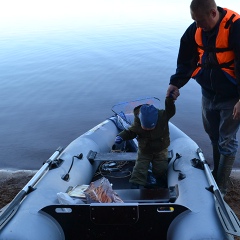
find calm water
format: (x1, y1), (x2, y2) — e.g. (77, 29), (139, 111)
(0, 0), (240, 170)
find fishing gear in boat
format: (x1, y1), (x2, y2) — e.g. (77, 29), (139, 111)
(0, 147), (63, 231)
(195, 148), (240, 237)
(101, 161), (119, 172)
(95, 160), (132, 179)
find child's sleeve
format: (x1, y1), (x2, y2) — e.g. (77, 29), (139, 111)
(118, 128), (137, 141)
(165, 97), (176, 119)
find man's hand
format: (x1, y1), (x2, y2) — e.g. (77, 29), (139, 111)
(166, 85), (180, 100)
(233, 101), (240, 120)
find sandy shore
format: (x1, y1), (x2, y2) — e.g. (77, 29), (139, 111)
(0, 169), (37, 182)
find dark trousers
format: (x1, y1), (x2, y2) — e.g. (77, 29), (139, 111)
(129, 148), (168, 186)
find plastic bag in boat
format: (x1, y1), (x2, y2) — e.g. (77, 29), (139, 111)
(57, 192), (85, 205)
(84, 177), (123, 203)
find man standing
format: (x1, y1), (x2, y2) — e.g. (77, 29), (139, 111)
(167, 0), (240, 195)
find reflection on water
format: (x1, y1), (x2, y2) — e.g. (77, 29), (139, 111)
(0, 0), (239, 169)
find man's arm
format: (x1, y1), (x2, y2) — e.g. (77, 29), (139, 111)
(167, 22), (198, 99)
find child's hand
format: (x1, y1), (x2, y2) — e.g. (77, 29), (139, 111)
(115, 136), (123, 144)
(166, 85), (180, 100)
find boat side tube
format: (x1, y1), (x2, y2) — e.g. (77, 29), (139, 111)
(0, 119), (119, 240)
(167, 123), (233, 240)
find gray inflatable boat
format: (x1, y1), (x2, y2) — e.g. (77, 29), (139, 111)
(0, 97), (239, 240)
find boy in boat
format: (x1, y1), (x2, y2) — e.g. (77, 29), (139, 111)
(115, 97), (175, 189)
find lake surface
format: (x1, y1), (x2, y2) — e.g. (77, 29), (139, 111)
(0, 0), (240, 170)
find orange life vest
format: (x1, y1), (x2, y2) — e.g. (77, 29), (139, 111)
(191, 8), (240, 79)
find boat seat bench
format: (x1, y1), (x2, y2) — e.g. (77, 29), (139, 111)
(87, 150), (173, 164)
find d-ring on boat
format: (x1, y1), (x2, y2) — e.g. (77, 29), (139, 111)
(0, 97), (239, 240)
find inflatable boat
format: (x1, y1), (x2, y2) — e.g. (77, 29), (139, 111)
(0, 97), (239, 240)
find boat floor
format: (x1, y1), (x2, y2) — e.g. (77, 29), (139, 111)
(90, 159), (176, 203)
